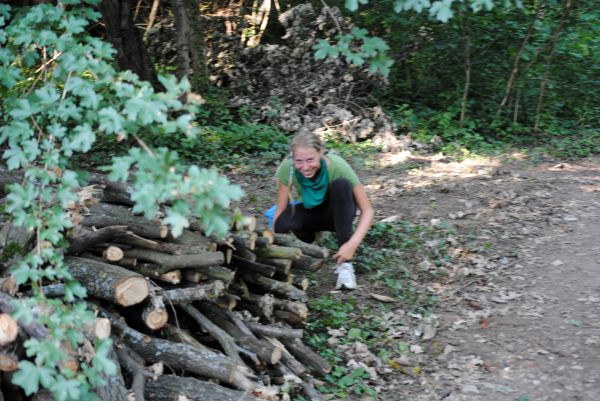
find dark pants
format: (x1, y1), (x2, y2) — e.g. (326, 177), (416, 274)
(274, 179), (357, 247)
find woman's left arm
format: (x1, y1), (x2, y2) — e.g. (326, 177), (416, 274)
(334, 184), (374, 263)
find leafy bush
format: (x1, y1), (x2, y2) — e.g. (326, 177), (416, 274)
(0, 2), (242, 399)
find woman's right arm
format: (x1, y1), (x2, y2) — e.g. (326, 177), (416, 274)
(272, 181), (290, 228)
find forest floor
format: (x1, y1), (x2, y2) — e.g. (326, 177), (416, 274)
(230, 151), (600, 401)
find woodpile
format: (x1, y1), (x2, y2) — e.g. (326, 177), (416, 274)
(0, 172), (333, 401)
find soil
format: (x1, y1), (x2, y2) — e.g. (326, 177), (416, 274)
(229, 153), (600, 401)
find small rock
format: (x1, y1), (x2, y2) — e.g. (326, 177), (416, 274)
(462, 384), (479, 394)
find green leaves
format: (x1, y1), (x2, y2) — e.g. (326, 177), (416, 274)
(429, 0), (454, 23)
(313, 30), (393, 77)
(106, 148), (244, 238)
(0, 1), (247, 399)
(12, 361), (45, 395)
(314, 39), (340, 60)
(345, 0), (369, 12)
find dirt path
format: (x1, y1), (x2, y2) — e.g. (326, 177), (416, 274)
(439, 161), (600, 401)
(367, 156), (600, 401)
(232, 154), (600, 401)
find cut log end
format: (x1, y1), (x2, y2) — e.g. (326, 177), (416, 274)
(159, 225), (169, 238)
(143, 308), (169, 331)
(0, 353), (19, 372)
(103, 245), (124, 262)
(115, 277), (149, 306)
(0, 313), (18, 346)
(159, 270), (182, 284)
(92, 317), (112, 340)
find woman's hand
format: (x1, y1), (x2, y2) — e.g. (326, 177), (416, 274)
(334, 240), (359, 264)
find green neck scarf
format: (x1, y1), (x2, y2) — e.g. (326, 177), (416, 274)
(295, 159), (329, 209)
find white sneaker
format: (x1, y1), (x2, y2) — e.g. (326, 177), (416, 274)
(335, 262), (357, 290)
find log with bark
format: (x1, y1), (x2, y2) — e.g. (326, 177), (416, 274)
(273, 234), (330, 259)
(81, 203), (168, 239)
(124, 248), (224, 269)
(145, 374), (261, 401)
(115, 230), (215, 255)
(66, 257), (149, 307)
(66, 225), (128, 255)
(241, 273), (308, 303)
(105, 309), (258, 390)
(162, 281), (225, 304)
(179, 304), (244, 364)
(162, 324), (213, 352)
(198, 303), (282, 365)
(97, 343), (128, 401)
(254, 245), (302, 260)
(231, 255), (276, 277)
(245, 322), (303, 340)
(168, 229), (218, 252)
(292, 254), (325, 272)
(115, 343), (151, 401)
(281, 338), (332, 377)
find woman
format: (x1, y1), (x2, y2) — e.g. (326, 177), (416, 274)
(272, 131), (374, 290)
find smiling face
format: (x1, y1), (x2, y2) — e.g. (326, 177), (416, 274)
(293, 147), (322, 179)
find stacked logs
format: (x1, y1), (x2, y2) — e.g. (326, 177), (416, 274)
(0, 172), (333, 401)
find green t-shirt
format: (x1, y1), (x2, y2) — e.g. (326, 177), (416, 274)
(276, 153), (360, 201)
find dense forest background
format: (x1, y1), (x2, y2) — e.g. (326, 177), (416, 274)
(92, 0), (600, 159)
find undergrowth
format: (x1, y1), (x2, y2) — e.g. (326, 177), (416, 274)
(390, 104), (600, 160)
(299, 220), (456, 400)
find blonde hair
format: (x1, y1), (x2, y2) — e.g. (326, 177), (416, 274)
(289, 130), (324, 155)
(285, 130), (324, 211)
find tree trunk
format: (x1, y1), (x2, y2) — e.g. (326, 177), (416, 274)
(459, 9), (471, 126)
(534, 0), (572, 132)
(497, 3), (544, 116)
(232, 232), (257, 251)
(142, 303), (169, 330)
(182, 0), (211, 91)
(145, 375), (260, 401)
(194, 265), (236, 283)
(66, 257), (149, 307)
(98, 0), (161, 90)
(265, 337), (307, 377)
(171, 0), (192, 80)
